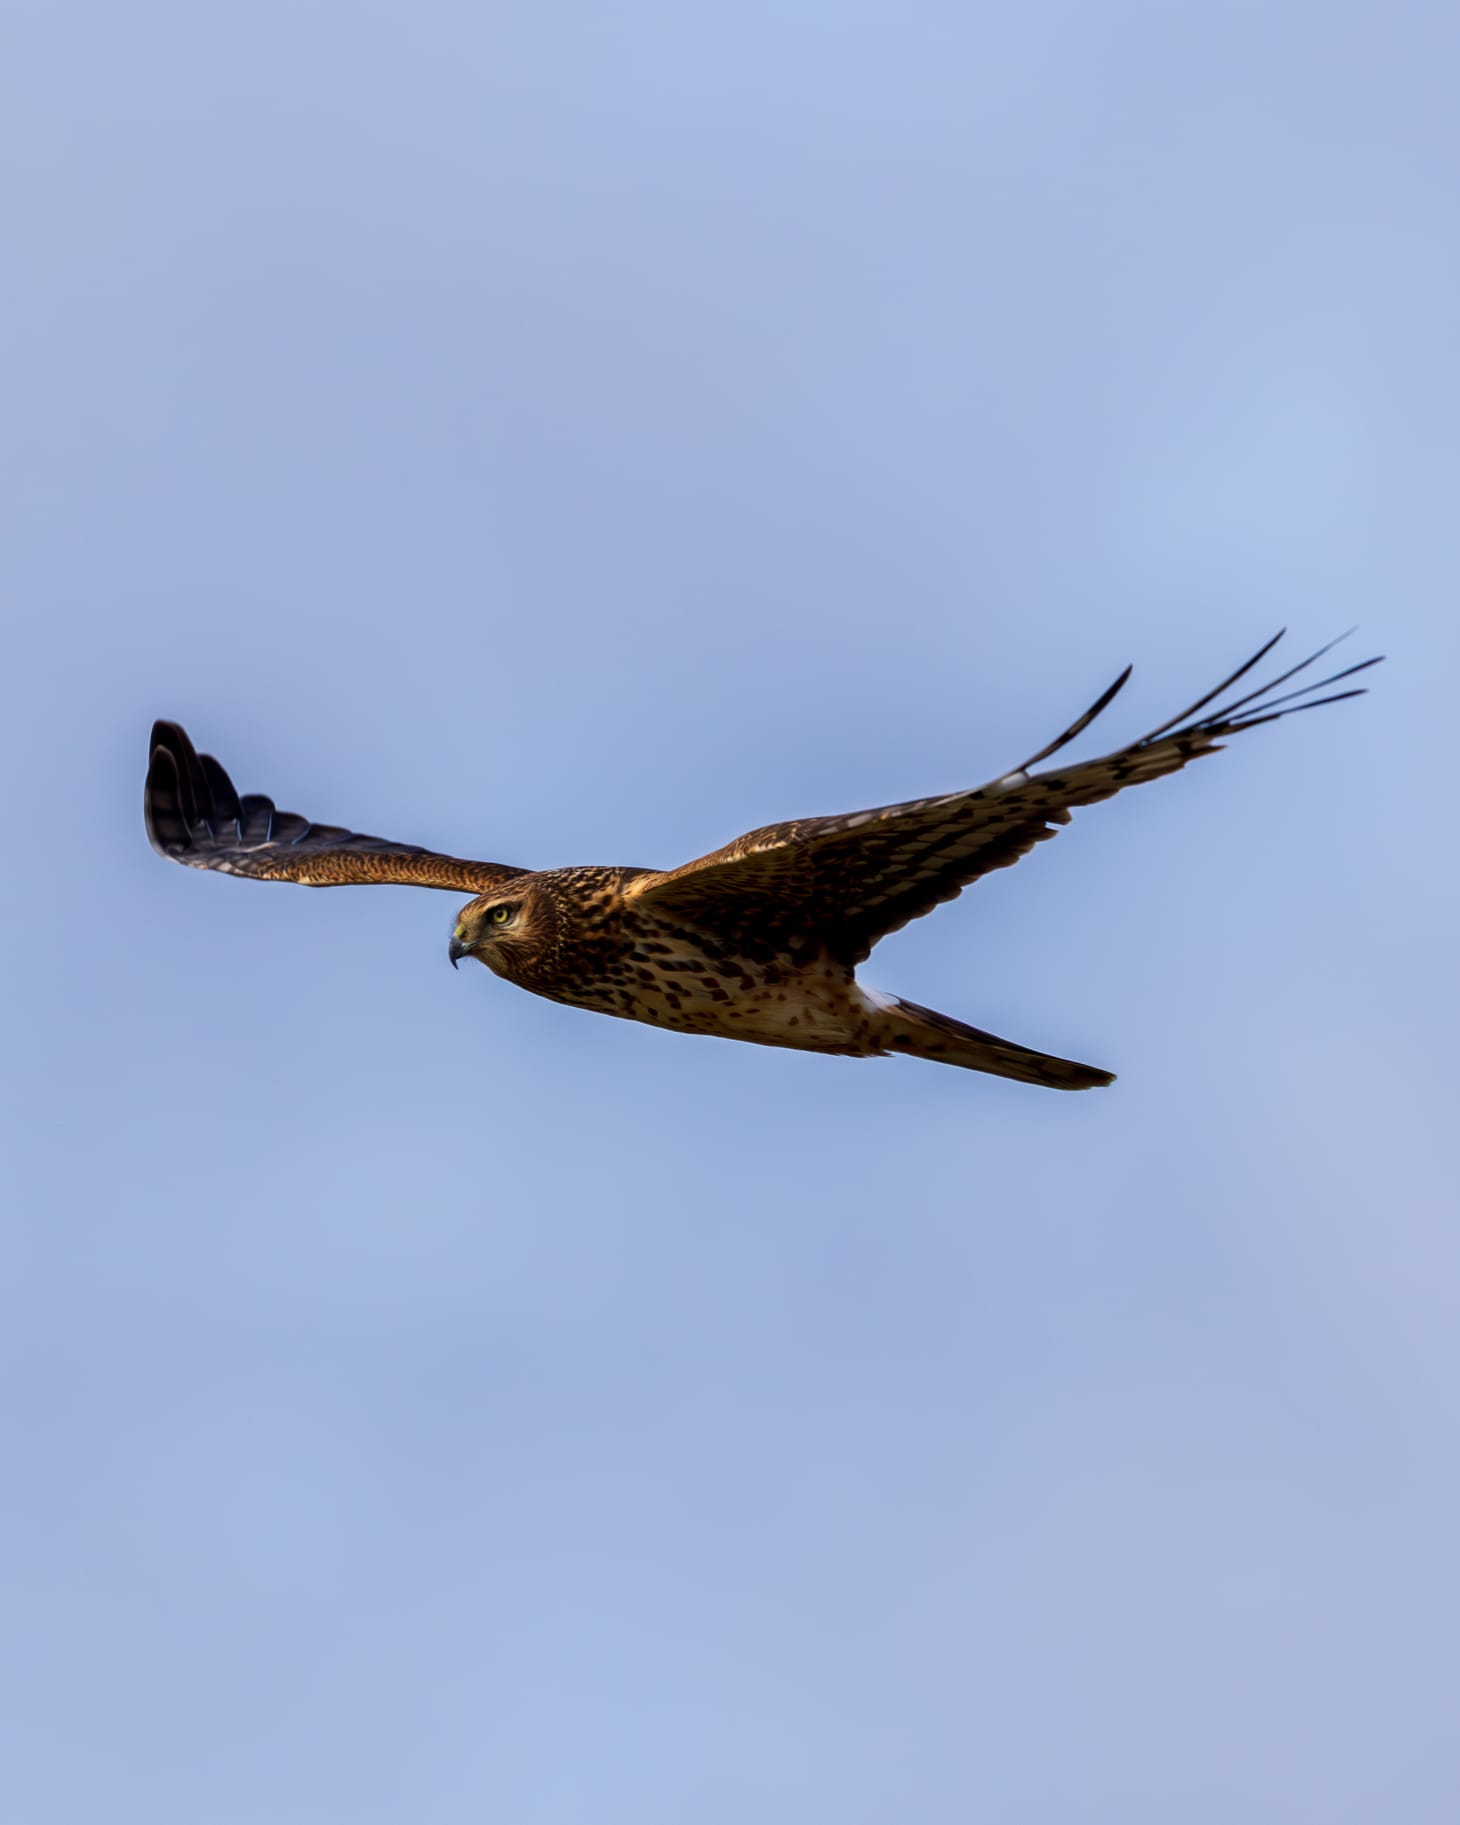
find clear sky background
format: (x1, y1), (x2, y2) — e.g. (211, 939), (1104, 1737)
(3, 3), (1457, 1820)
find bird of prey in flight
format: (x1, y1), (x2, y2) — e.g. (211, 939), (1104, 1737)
(145, 631), (1377, 1090)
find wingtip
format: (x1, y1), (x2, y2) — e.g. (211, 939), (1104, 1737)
(143, 742), (184, 856)
(149, 719), (194, 762)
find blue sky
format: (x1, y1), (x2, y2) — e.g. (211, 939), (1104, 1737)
(3, 2), (1457, 1820)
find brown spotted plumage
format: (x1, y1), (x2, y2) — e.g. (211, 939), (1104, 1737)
(145, 631), (1378, 1089)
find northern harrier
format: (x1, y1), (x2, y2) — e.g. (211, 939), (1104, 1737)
(145, 631), (1377, 1090)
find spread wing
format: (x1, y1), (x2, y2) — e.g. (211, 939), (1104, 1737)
(628, 632), (1380, 964)
(145, 721), (525, 893)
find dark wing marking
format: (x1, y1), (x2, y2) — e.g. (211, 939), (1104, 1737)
(629, 632), (1381, 964)
(145, 721), (526, 893)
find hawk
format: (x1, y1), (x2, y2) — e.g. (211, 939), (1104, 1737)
(145, 631), (1377, 1090)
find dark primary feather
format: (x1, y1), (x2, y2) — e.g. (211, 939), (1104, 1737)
(629, 631), (1382, 963)
(145, 721), (525, 892)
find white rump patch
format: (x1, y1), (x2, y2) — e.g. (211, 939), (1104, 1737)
(858, 985), (901, 1014)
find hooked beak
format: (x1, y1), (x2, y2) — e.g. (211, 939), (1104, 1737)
(448, 934), (475, 969)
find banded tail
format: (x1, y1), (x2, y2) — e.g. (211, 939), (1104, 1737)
(873, 995), (1115, 1090)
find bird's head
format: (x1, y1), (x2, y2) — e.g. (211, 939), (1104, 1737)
(448, 884), (551, 978)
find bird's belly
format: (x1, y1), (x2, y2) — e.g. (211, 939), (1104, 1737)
(628, 970), (869, 1052)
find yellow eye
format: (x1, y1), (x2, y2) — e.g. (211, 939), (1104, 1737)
(490, 905), (512, 925)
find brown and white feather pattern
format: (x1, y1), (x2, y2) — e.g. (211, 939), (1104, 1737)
(144, 633), (1378, 1090)
(626, 629), (1378, 965)
(146, 721), (525, 894)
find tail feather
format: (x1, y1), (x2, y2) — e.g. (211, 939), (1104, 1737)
(876, 996), (1115, 1091)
